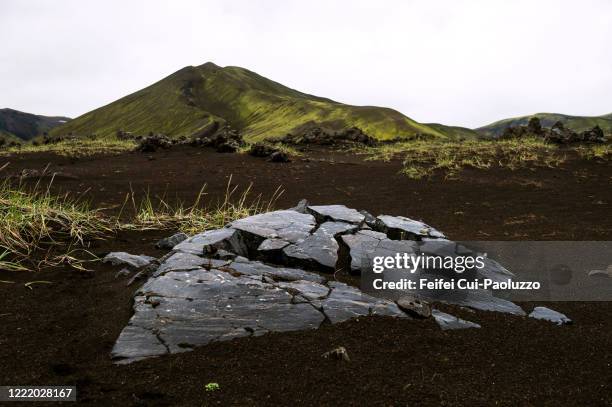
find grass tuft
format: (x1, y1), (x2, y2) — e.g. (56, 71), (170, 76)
(120, 176), (283, 235)
(0, 176), (111, 271)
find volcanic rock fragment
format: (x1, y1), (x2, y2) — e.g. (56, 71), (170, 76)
(103, 252), (155, 269)
(375, 215), (446, 240)
(231, 210), (316, 255)
(155, 232), (188, 250)
(528, 306), (572, 325)
(307, 205), (366, 224)
(322, 346), (350, 362)
(431, 309), (481, 330)
(173, 228), (246, 256)
(397, 295), (432, 319)
(283, 221), (358, 271)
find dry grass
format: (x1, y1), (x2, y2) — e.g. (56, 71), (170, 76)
(0, 166), (112, 271)
(0, 167), (280, 271)
(119, 175), (284, 235)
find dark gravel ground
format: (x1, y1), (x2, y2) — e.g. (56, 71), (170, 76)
(0, 146), (610, 406)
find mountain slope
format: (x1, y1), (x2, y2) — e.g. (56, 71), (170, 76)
(51, 62), (475, 141)
(477, 112), (612, 137)
(0, 108), (70, 141)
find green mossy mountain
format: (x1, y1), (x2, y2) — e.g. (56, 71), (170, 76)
(0, 108), (70, 141)
(51, 62), (476, 141)
(477, 112), (612, 137)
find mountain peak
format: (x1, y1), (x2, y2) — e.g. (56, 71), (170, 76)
(50, 64), (473, 141)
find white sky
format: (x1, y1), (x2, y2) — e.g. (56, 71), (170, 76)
(1, 0), (611, 128)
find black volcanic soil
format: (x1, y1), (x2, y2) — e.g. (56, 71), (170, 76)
(0, 146), (611, 406)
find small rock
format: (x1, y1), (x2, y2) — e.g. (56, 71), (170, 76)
(103, 252), (155, 269)
(322, 346), (350, 362)
(155, 232), (188, 250)
(397, 296), (432, 319)
(359, 210), (377, 228)
(136, 133), (173, 152)
(248, 143), (277, 157)
(307, 204), (365, 224)
(268, 151), (289, 162)
(375, 215), (445, 240)
(432, 309), (481, 330)
(213, 249), (237, 260)
(216, 140), (239, 153)
(115, 268), (132, 278)
(528, 306), (572, 325)
(290, 199), (310, 214)
(588, 265), (612, 278)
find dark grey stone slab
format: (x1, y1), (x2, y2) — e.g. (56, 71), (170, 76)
(173, 228), (246, 256)
(103, 252), (155, 269)
(283, 221), (358, 271)
(111, 325), (169, 363)
(231, 210), (316, 244)
(228, 258), (326, 284)
(419, 288), (525, 316)
(155, 232), (188, 250)
(275, 280), (330, 302)
(319, 281), (406, 323)
(113, 267), (326, 363)
(375, 215), (446, 240)
(340, 230), (418, 274)
(528, 306), (572, 325)
(307, 205), (365, 224)
(432, 309), (481, 330)
(154, 252), (229, 277)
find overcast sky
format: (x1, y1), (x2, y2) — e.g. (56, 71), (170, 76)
(1, 0), (611, 128)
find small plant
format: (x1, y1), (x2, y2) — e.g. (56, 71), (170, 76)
(204, 382), (220, 392)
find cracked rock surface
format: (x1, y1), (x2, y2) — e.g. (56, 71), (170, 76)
(112, 204), (529, 363)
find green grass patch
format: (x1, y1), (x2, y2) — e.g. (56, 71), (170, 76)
(576, 144), (612, 160)
(352, 138), (571, 179)
(238, 141), (303, 157)
(1, 137), (137, 157)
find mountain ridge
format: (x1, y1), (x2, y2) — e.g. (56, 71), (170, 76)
(50, 62), (476, 141)
(0, 108), (70, 141)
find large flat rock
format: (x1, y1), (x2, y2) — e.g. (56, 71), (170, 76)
(231, 210), (316, 242)
(113, 205), (531, 364)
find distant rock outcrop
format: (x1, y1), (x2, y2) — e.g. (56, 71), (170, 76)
(500, 117), (607, 144)
(281, 125), (377, 146)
